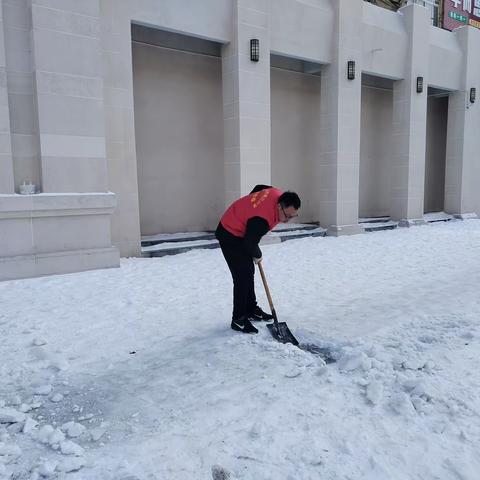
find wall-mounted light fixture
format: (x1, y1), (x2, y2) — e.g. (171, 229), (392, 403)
(416, 76), (423, 93)
(250, 39), (259, 62)
(347, 60), (355, 80)
(470, 87), (476, 103)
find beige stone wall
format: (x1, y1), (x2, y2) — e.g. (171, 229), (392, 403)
(0, 0), (119, 281)
(100, 0), (232, 257)
(359, 86), (393, 218)
(359, 88), (449, 218)
(1, 0), (480, 281)
(0, 193), (119, 281)
(132, 42), (225, 235)
(102, 0), (480, 249)
(424, 96), (448, 213)
(270, 68), (321, 223)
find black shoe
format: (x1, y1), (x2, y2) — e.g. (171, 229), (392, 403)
(231, 316), (258, 334)
(249, 306), (274, 321)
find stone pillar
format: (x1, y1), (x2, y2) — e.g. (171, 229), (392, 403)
(100, 4), (141, 257)
(444, 26), (480, 219)
(222, 0), (271, 206)
(317, 0), (364, 236)
(391, 3), (430, 226)
(3, 0), (42, 193)
(30, 0), (108, 193)
(0, 0), (14, 194)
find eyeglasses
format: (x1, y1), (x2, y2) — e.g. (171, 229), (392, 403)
(280, 204), (298, 222)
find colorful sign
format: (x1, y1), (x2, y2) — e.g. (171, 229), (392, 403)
(443, 0), (480, 30)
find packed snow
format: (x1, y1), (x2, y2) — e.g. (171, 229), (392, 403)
(1, 220), (480, 479)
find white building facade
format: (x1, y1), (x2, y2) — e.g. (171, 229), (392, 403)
(0, 0), (479, 281)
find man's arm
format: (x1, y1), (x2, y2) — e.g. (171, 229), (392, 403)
(243, 216), (269, 259)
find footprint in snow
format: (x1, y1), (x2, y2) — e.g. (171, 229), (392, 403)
(212, 465), (232, 480)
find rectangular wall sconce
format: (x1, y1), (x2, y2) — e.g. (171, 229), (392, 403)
(250, 39), (259, 62)
(470, 87), (476, 103)
(347, 60), (355, 80)
(416, 76), (423, 93)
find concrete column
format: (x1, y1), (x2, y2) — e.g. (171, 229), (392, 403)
(444, 26), (480, 219)
(100, 5), (141, 257)
(3, 0), (42, 193)
(222, 0), (271, 206)
(317, 0), (364, 236)
(391, 3), (430, 226)
(0, 0), (14, 194)
(30, 0), (108, 193)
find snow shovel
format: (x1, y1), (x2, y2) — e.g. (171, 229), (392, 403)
(257, 262), (299, 346)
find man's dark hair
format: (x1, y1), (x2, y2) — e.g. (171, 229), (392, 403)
(278, 191), (301, 209)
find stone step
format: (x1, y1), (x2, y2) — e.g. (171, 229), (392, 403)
(141, 224), (326, 258)
(358, 212), (454, 232)
(141, 231), (215, 247)
(361, 220), (398, 232)
(359, 217), (398, 232)
(142, 239), (220, 257)
(141, 213), (453, 258)
(359, 216), (391, 224)
(423, 212), (453, 223)
(271, 227), (327, 241)
(272, 222), (320, 233)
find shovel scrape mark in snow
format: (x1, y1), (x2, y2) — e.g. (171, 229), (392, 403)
(299, 343), (337, 364)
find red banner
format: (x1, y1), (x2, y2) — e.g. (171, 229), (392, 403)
(443, 0), (480, 30)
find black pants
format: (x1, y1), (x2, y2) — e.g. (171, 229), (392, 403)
(216, 224), (257, 321)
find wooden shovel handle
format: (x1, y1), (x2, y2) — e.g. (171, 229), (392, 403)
(257, 261), (275, 315)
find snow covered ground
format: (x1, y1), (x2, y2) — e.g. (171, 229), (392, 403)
(1, 220), (480, 480)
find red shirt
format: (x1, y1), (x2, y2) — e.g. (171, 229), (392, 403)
(220, 188), (282, 238)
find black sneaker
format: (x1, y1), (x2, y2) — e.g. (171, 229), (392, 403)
(231, 316), (258, 334)
(249, 306), (274, 321)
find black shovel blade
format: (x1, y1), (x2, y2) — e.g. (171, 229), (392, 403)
(267, 321), (299, 346)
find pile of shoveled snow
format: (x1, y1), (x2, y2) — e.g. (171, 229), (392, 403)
(0, 336), (107, 478)
(1, 220), (480, 479)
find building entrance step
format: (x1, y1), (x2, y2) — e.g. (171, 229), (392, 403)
(141, 231), (216, 247)
(140, 213), (455, 258)
(141, 223), (327, 257)
(142, 238), (219, 257)
(423, 212), (454, 223)
(359, 217), (398, 232)
(358, 211), (454, 233)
